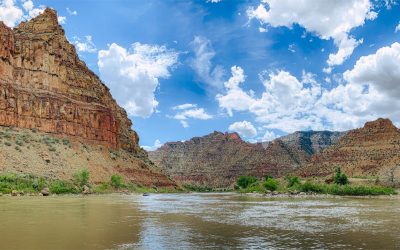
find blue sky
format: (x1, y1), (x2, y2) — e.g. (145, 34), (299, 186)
(1, 0), (400, 150)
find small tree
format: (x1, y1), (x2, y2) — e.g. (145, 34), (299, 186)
(333, 167), (348, 185)
(110, 174), (123, 189)
(74, 169), (90, 188)
(285, 175), (300, 188)
(237, 176), (258, 189)
(263, 178), (278, 191)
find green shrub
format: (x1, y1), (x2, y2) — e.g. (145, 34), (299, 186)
(0, 173), (38, 193)
(285, 175), (300, 187)
(4, 141), (11, 146)
(50, 180), (77, 194)
(333, 167), (349, 185)
(110, 174), (123, 188)
(326, 184), (396, 196)
(237, 176), (258, 189)
(73, 169), (90, 188)
(62, 138), (71, 147)
(264, 175), (273, 181)
(298, 181), (325, 193)
(263, 178), (279, 191)
(15, 138), (24, 146)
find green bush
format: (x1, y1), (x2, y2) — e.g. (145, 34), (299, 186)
(296, 181), (396, 196)
(73, 169), (90, 188)
(298, 181), (326, 193)
(110, 174), (123, 188)
(0, 173), (39, 193)
(264, 175), (273, 181)
(239, 182), (264, 193)
(326, 184), (395, 196)
(263, 178), (279, 191)
(285, 175), (300, 187)
(333, 167), (349, 185)
(50, 180), (77, 194)
(237, 176), (258, 189)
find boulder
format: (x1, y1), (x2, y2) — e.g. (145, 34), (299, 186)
(82, 185), (90, 195)
(41, 188), (50, 196)
(11, 190), (18, 196)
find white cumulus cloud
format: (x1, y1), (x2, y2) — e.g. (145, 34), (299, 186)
(0, 0), (23, 27)
(142, 139), (163, 151)
(172, 104), (212, 128)
(228, 121), (257, 138)
(261, 130), (278, 142)
(57, 16), (66, 24)
(0, 0), (47, 28)
(72, 35), (97, 53)
(98, 43), (178, 118)
(217, 42), (400, 133)
(395, 22), (400, 33)
(216, 66), (255, 116)
(247, 0), (377, 71)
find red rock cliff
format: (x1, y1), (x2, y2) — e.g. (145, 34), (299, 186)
(0, 8), (139, 152)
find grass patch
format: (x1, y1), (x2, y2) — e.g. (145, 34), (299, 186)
(50, 180), (78, 194)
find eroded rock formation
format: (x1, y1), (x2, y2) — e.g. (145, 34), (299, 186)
(300, 118), (400, 180)
(0, 8), (175, 188)
(150, 132), (300, 187)
(0, 8), (138, 152)
(149, 131), (346, 187)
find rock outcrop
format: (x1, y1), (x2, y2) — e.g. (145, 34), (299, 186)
(0, 8), (175, 188)
(273, 131), (346, 165)
(299, 118), (400, 181)
(149, 132), (299, 187)
(0, 8), (138, 152)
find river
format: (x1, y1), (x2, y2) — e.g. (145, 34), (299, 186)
(0, 193), (399, 249)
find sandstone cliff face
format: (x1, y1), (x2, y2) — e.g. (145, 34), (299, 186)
(148, 131), (298, 187)
(0, 8), (175, 187)
(300, 118), (400, 180)
(273, 131), (346, 165)
(0, 8), (138, 152)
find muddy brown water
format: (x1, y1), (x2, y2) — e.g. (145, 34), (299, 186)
(0, 193), (399, 249)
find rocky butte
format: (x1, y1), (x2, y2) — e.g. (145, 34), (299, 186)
(299, 118), (400, 183)
(149, 119), (400, 187)
(148, 130), (343, 188)
(0, 8), (174, 187)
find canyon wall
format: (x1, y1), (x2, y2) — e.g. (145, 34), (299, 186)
(0, 8), (138, 152)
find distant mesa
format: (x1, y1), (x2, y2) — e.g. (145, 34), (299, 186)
(148, 128), (345, 187)
(149, 118), (400, 188)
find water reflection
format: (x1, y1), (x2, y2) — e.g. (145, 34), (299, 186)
(0, 193), (399, 249)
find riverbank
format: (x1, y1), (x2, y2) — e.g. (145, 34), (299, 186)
(234, 174), (397, 196)
(0, 172), (180, 196)
(0, 172), (397, 197)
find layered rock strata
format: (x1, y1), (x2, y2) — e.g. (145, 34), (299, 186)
(0, 8), (138, 152)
